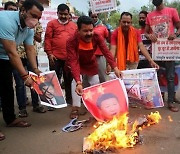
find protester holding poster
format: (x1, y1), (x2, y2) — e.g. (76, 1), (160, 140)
(110, 12), (159, 71)
(66, 16), (121, 119)
(145, 0), (180, 112)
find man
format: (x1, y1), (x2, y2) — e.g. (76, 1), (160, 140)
(137, 11), (152, 69)
(4, 1), (18, 11)
(12, 0), (45, 118)
(96, 93), (122, 121)
(0, 0), (43, 140)
(44, 4), (77, 105)
(66, 16), (121, 119)
(39, 82), (65, 106)
(110, 12), (159, 71)
(89, 11), (109, 83)
(145, 0), (180, 112)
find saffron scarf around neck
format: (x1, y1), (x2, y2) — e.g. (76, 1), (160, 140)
(117, 26), (139, 70)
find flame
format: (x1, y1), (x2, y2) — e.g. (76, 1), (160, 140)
(85, 111), (161, 152)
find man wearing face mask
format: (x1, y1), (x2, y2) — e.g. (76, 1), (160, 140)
(145, 0), (180, 112)
(66, 16), (121, 119)
(13, 0), (46, 118)
(0, 0), (43, 140)
(137, 11), (152, 69)
(44, 4), (77, 105)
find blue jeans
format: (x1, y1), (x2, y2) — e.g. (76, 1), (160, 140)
(13, 58), (39, 110)
(158, 61), (175, 103)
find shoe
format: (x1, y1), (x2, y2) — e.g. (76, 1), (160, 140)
(0, 131), (5, 141)
(7, 119), (31, 127)
(18, 109), (28, 118)
(33, 106), (46, 113)
(168, 103), (179, 112)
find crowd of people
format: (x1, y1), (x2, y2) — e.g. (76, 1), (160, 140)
(0, 0), (179, 141)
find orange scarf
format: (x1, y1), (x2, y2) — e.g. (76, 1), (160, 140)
(117, 26), (139, 70)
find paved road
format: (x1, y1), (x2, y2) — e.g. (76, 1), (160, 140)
(0, 92), (180, 154)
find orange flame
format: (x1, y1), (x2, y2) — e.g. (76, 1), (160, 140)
(85, 111), (161, 151)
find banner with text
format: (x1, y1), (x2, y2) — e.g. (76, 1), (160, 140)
(152, 38), (180, 61)
(90, 0), (117, 14)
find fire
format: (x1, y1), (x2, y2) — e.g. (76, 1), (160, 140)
(84, 111), (161, 152)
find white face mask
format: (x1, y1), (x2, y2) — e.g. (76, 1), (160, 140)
(25, 18), (38, 29)
(58, 19), (68, 25)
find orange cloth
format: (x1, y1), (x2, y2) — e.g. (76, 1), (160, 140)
(79, 40), (93, 50)
(117, 26), (139, 70)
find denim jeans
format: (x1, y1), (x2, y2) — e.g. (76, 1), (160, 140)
(13, 58), (39, 110)
(158, 61), (175, 103)
(0, 59), (16, 124)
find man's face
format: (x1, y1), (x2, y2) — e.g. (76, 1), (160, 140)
(21, 5), (42, 28)
(78, 24), (94, 43)
(17, 0), (25, 9)
(7, 5), (17, 11)
(139, 13), (146, 27)
(90, 13), (98, 24)
(120, 15), (132, 32)
(100, 98), (121, 120)
(42, 85), (55, 99)
(57, 9), (69, 23)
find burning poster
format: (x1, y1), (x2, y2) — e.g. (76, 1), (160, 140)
(82, 79), (129, 122)
(29, 71), (67, 108)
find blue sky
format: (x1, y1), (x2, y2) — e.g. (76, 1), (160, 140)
(51, 0), (173, 15)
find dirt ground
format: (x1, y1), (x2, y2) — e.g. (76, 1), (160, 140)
(0, 92), (180, 154)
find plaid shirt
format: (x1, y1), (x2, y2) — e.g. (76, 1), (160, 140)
(17, 22), (43, 58)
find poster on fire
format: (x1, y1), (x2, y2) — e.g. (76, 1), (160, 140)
(108, 68), (164, 109)
(82, 79), (129, 122)
(29, 71), (67, 108)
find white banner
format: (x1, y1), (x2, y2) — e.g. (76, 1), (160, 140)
(90, 0), (117, 14)
(152, 38), (180, 61)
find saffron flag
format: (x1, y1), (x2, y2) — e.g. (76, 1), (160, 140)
(82, 79), (129, 122)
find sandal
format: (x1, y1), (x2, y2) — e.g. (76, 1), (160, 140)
(7, 119), (31, 127)
(33, 106), (46, 113)
(70, 107), (79, 119)
(168, 103), (179, 112)
(0, 131), (5, 141)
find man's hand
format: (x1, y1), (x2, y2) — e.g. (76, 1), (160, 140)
(48, 54), (57, 66)
(149, 60), (159, 69)
(33, 68), (41, 76)
(23, 75), (34, 88)
(114, 67), (122, 78)
(75, 84), (83, 96)
(106, 64), (111, 75)
(147, 34), (157, 42)
(168, 34), (177, 40)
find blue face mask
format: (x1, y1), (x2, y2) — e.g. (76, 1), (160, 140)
(152, 0), (163, 7)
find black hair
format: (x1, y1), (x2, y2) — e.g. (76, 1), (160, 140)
(77, 16), (93, 30)
(21, 0), (44, 12)
(88, 10), (92, 17)
(139, 10), (148, 17)
(4, 1), (17, 10)
(57, 3), (69, 13)
(96, 93), (119, 109)
(39, 82), (54, 91)
(120, 12), (132, 20)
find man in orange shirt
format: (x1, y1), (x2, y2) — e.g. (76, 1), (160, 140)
(44, 4), (77, 105)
